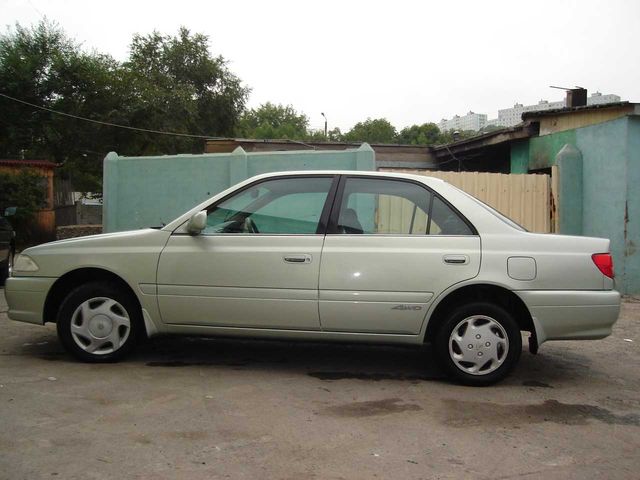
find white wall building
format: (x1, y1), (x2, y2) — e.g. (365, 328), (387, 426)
(438, 111), (488, 132)
(587, 91), (621, 105)
(487, 92), (622, 128)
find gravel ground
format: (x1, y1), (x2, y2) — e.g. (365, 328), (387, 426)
(1, 289), (639, 480)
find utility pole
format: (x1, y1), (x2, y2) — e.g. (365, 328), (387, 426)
(321, 112), (327, 138)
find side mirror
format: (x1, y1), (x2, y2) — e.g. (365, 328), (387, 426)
(187, 210), (207, 235)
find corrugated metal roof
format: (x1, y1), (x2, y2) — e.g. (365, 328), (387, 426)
(0, 159), (58, 169)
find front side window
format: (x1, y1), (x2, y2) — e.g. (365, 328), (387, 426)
(335, 177), (473, 235)
(204, 177), (333, 234)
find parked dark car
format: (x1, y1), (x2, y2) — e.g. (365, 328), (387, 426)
(0, 215), (16, 285)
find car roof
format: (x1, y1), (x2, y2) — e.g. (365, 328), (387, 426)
(247, 170), (447, 187)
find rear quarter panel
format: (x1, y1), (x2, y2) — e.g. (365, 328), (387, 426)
(479, 232), (611, 290)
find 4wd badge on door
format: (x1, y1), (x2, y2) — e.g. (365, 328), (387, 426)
(391, 305), (423, 311)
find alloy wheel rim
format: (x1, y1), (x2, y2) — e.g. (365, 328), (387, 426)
(449, 315), (509, 376)
(70, 297), (131, 355)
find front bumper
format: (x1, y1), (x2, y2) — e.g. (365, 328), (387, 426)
(5, 276), (57, 325)
(516, 290), (621, 345)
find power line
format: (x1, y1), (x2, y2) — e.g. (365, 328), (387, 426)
(0, 92), (217, 139)
(0, 92), (319, 150)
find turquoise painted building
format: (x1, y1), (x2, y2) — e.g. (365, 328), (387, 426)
(510, 105), (640, 295)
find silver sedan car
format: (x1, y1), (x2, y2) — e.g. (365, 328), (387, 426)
(5, 171), (621, 385)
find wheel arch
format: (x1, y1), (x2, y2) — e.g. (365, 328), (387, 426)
(423, 283), (535, 347)
(43, 267), (142, 326)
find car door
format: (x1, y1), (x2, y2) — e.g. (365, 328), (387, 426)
(156, 175), (337, 330)
(319, 175), (481, 334)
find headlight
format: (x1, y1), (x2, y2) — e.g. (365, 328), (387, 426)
(12, 254), (39, 273)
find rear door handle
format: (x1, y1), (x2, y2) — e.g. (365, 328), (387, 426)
(284, 254), (312, 264)
(443, 254), (469, 265)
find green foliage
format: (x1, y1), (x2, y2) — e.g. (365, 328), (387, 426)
(0, 170), (47, 241)
(0, 22), (249, 194)
(342, 118), (397, 144)
(436, 129), (479, 144)
(122, 27), (248, 154)
(397, 123), (441, 145)
(326, 127), (343, 142)
(479, 124), (504, 134)
(303, 127), (343, 142)
(237, 103), (309, 139)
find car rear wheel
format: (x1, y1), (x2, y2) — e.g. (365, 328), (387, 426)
(435, 302), (522, 386)
(56, 282), (142, 362)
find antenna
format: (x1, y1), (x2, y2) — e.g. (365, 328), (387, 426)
(550, 85), (585, 90)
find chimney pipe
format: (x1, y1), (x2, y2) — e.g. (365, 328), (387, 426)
(566, 87), (587, 108)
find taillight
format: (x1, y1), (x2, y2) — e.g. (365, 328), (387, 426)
(592, 253), (614, 278)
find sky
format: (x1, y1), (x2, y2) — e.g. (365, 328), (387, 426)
(2, 0), (639, 132)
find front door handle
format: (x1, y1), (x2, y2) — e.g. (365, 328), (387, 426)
(443, 254), (469, 265)
(284, 254), (312, 264)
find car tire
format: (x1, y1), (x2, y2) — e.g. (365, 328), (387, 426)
(434, 302), (522, 386)
(56, 281), (143, 362)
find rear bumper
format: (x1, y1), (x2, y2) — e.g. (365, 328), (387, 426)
(516, 290), (621, 345)
(5, 276), (56, 325)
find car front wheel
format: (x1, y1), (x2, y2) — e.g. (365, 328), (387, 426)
(56, 282), (142, 362)
(435, 302), (522, 386)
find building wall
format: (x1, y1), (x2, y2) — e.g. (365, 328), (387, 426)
(438, 112), (488, 132)
(508, 116), (640, 294)
(626, 117), (640, 296)
(538, 105), (634, 136)
(493, 93), (622, 128)
(496, 101), (566, 128)
(577, 118), (629, 293)
(103, 145), (375, 232)
(531, 131), (577, 171)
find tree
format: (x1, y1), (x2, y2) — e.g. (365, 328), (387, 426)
(436, 129), (478, 144)
(479, 124), (504, 134)
(342, 118), (397, 144)
(397, 123), (441, 145)
(303, 127), (343, 142)
(0, 22), (249, 193)
(0, 21), (127, 192)
(0, 170), (47, 242)
(236, 102), (309, 139)
(122, 27), (248, 155)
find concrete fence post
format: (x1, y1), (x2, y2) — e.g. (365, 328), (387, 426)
(555, 144), (583, 235)
(229, 147), (248, 185)
(102, 151), (119, 233)
(355, 143), (375, 170)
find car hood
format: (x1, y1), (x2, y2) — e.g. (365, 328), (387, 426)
(23, 228), (168, 253)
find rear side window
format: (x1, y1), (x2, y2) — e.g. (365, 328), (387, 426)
(429, 196), (474, 235)
(335, 177), (473, 235)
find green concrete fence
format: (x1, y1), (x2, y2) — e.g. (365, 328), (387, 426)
(103, 144), (375, 233)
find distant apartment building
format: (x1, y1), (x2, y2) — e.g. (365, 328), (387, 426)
(486, 92), (622, 128)
(587, 91), (622, 105)
(438, 111), (488, 132)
